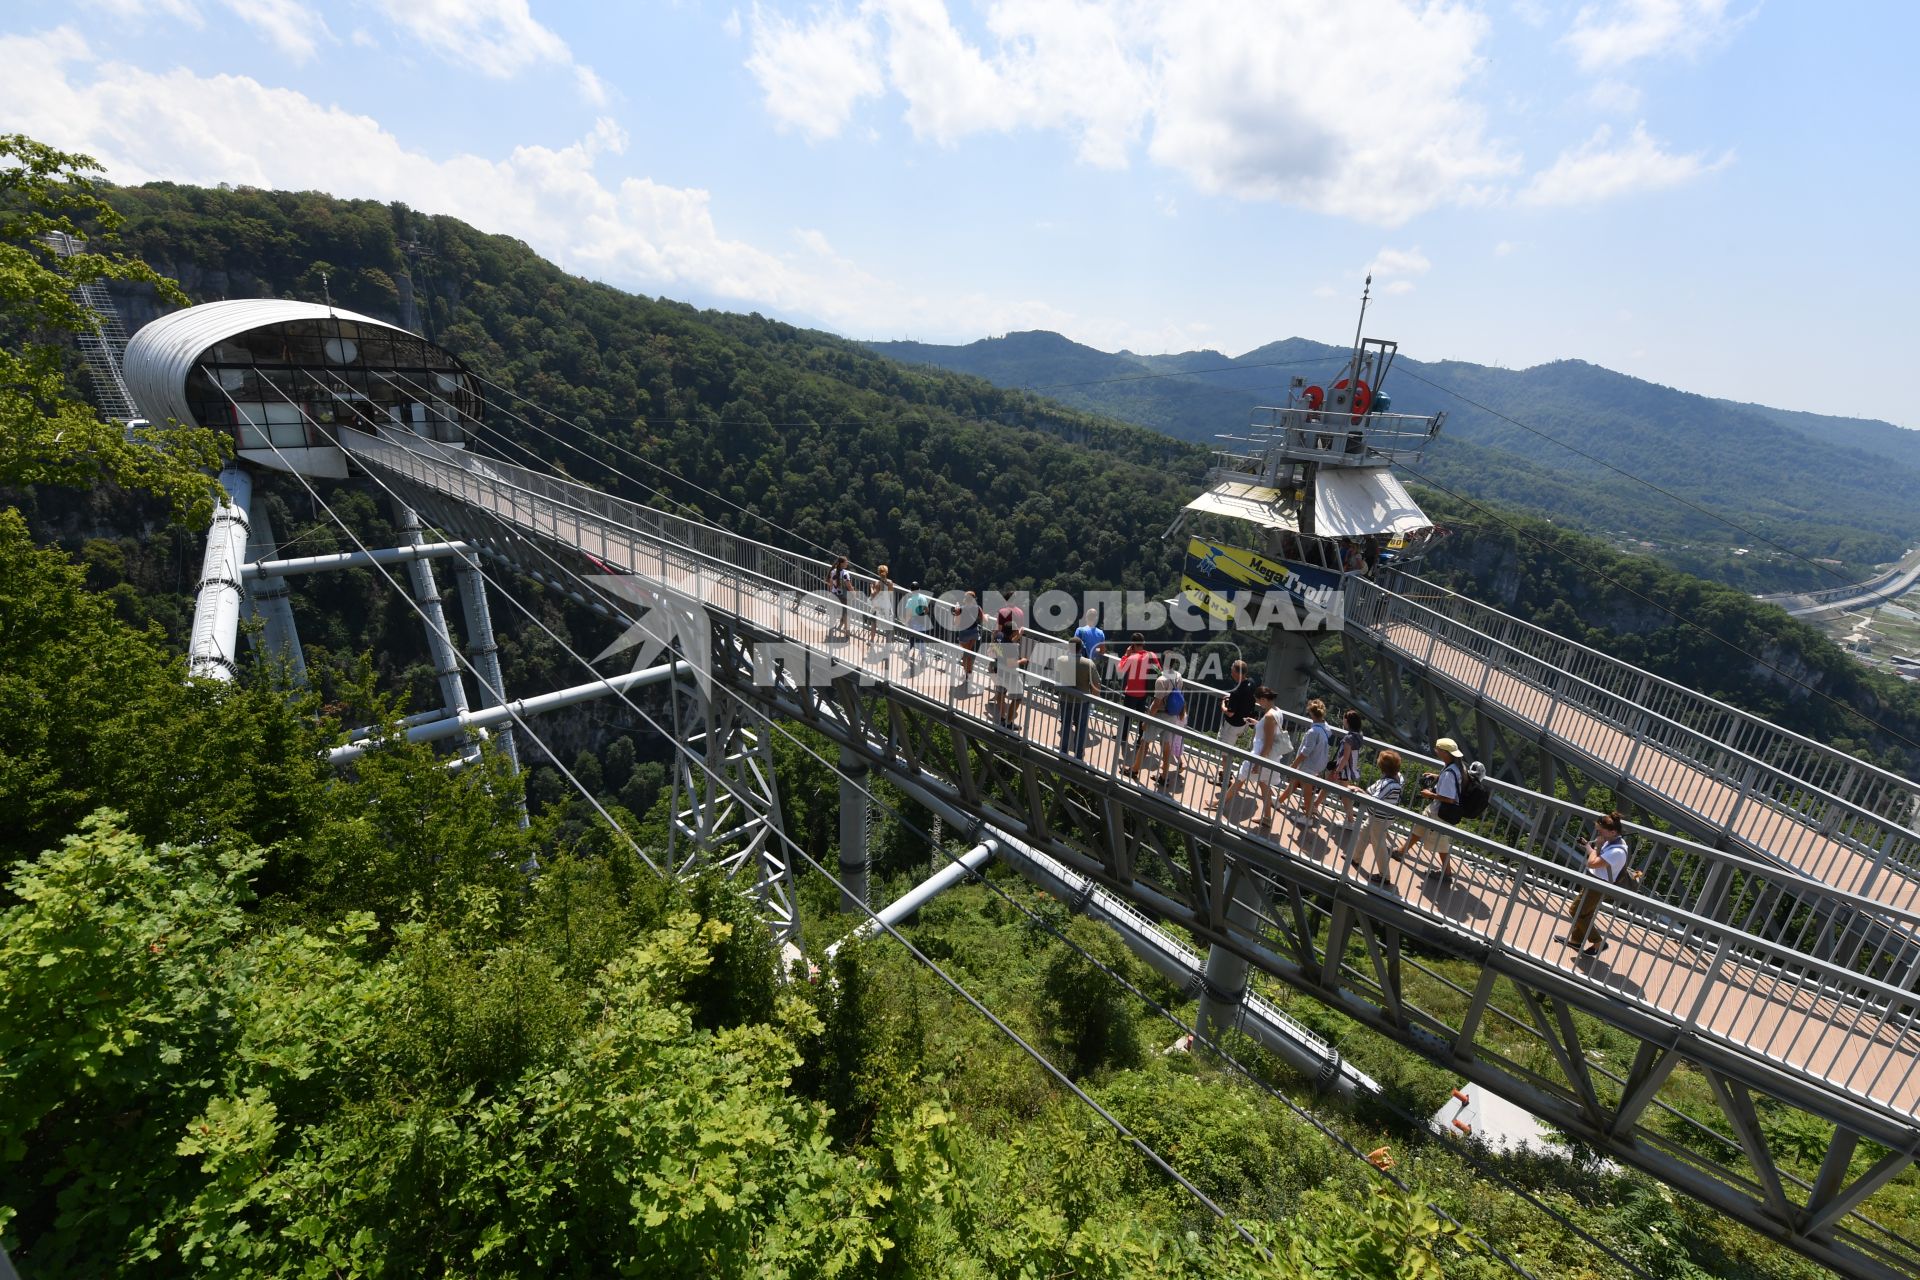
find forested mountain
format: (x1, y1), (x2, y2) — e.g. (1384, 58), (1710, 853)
(867, 331), (1920, 586)
(44, 179), (1920, 775)
(9, 162), (1920, 1276)
(13, 166), (1493, 1279)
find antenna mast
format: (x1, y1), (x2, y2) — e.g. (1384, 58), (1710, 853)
(1351, 273), (1372, 365)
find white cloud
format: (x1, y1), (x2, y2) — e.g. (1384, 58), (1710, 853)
(1562, 0), (1742, 72)
(1493, 239), (1519, 255)
(233, 0), (330, 61)
(0, 26), (1148, 352)
(84, 0), (329, 59)
(722, 8), (743, 38)
(368, 0), (605, 101)
(1519, 122), (1729, 206)
(1367, 244), (1431, 294)
(744, 3), (884, 140)
(84, 0), (201, 21)
(1584, 77), (1641, 112)
(0, 28), (799, 308)
(745, 0), (1517, 225)
(1368, 245), (1431, 280)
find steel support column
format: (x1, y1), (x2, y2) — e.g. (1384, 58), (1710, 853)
(395, 502), (470, 725)
(242, 499), (307, 684)
(453, 558), (518, 774)
(187, 464), (253, 682)
(1195, 858), (1270, 1051)
(838, 745), (872, 911)
(1263, 629), (1315, 713)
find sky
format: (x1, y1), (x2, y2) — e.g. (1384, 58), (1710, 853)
(4, 0), (1917, 425)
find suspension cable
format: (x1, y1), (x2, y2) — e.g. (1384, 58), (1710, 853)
(286, 380), (1271, 1256)
(359, 382), (1631, 1279)
(210, 387), (661, 877)
(1395, 365), (1864, 589)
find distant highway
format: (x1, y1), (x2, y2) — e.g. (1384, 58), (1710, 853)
(1759, 545), (1920, 617)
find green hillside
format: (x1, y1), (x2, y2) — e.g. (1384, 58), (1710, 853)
(54, 179), (1920, 774)
(867, 332), (1920, 589)
(8, 166), (1920, 1276)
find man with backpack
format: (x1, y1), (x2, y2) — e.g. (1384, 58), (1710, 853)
(1395, 736), (1488, 883)
(902, 581), (934, 676)
(1560, 810), (1631, 957)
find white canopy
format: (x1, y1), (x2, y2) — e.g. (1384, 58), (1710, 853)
(1183, 481), (1300, 532)
(1311, 467), (1429, 538)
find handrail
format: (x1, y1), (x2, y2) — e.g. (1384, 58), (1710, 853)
(363, 428), (1920, 952)
(1346, 575), (1920, 903)
(342, 426), (1920, 1128)
(1373, 568), (1920, 817)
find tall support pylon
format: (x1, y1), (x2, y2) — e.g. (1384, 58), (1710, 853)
(838, 745), (871, 911)
(1263, 629), (1315, 712)
(1196, 626), (1316, 1040)
(452, 559), (517, 773)
(188, 465), (254, 682)
(395, 503), (470, 724)
(667, 677), (800, 946)
(241, 500), (307, 684)
(1195, 854), (1271, 1052)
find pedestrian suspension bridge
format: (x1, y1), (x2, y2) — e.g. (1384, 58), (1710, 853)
(113, 299), (1920, 1280)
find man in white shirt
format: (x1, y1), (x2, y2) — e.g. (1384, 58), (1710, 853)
(1560, 811), (1630, 956)
(1395, 737), (1464, 882)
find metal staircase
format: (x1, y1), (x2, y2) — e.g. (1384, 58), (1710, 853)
(44, 231), (140, 425)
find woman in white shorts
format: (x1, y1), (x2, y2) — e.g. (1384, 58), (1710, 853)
(1219, 687), (1283, 821)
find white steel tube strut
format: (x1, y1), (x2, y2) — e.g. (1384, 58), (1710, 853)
(187, 465), (252, 681)
(328, 661), (685, 765)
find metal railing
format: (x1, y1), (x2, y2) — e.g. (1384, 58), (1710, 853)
(1162, 675), (1920, 984)
(342, 426), (1920, 1128)
(1211, 405), (1441, 472)
(1346, 572), (1920, 899)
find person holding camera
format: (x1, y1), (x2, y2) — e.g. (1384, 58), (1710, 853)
(1559, 811), (1630, 957)
(1395, 737), (1465, 882)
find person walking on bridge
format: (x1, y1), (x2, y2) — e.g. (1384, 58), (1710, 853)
(1073, 608), (1106, 668)
(1560, 811), (1630, 957)
(1353, 749), (1406, 883)
(988, 608), (1028, 731)
(950, 590), (983, 695)
(1219, 688), (1283, 823)
(1275, 699), (1332, 830)
(866, 563), (896, 641)
(1218, 659), (1258, 768)
(1396, 737), (1465, 883)
(1059, 643), (1099, 758)
(902, 581), (934, 676)
(1114, 635), (1159, 750)
(826, 555), (854, 641)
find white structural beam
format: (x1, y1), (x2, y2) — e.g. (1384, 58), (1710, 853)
(242, 500), (307, 684)
(244, 541), (474, 579)
(328, 661), (685, 765)
(395, 504), (470, 727)
(187, 465), (253, 681)
(826, 840), (999, 960)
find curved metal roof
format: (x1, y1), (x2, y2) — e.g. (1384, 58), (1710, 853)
(122, 299), (412, 428)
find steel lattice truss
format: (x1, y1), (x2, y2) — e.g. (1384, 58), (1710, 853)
(346, 428), (1920, 1280)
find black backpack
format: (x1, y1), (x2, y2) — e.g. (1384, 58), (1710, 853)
(1456, 766), (1491, 821)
